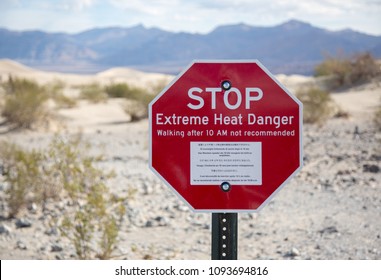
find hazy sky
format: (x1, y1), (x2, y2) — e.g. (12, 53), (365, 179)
(1, 0), (380, 35)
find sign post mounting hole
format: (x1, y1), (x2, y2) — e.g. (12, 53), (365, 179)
(220, 182), (231, 192)
(221, 80), (232, 90)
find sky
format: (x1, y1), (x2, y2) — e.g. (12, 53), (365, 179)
(0, 0), (380, 36)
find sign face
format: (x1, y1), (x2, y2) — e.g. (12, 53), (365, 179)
(149, 60), (302, 212)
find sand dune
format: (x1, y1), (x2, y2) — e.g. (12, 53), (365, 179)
(96, 67), (173, 85)
(0, 59), (173, 88)
(0, 59), (37, 74)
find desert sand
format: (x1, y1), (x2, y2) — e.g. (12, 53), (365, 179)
(0, 60), (380, 260)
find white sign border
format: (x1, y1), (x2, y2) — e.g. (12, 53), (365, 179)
(149, 59), (303, 213)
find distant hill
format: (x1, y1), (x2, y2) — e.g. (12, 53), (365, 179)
(1, 20), (380, 75)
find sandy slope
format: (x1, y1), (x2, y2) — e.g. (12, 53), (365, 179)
(0, 61), (380, 260)
(0, 59), (173, 88)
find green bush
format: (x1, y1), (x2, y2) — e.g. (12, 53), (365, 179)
(296, 87), (336, 125)
(104, 83), (125, 98)
(315, 52), (381, 90)
(59, 182), (125, 260)
(49, 134), (125, 259)
(104, 83), (133, 98)
(105, 83), (154, 121)
(1, 77), (50, 129)
(0, 142), (47, 217)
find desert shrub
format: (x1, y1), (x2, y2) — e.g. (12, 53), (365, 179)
(349, 53), (380, 83)
(105, 83), (142, 99)
(46, 80), (77, 108)
(123, 100), (148, 122)
(0, 142), (43, 217)
(48, 134), (125, 259)
(47, 133), (100, 200)
(315, 52), (381, 90)
(296, 87), (336, 125)
(59, 182), (125, 259)
(0, 141), (63, 217)
(104, 83), (131, 98)
(0, 77), (50, 129)
(52, 92), (77, 108)
(105, 83), (151, 102)
(105, 83), (153, 121)
(0, 134), (126, 259)
(80, 83), (108, 103)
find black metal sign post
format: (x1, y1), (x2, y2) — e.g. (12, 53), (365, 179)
(211, 212), (238, 260)
(212, 182), (238, 260)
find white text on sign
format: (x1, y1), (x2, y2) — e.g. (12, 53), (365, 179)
(187, 87), (263, 110)
(155, 113), (294, 128)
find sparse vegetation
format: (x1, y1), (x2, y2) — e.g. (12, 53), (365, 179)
(0, 76), (165, 129)
(80, 83), (107, 103)
(105, 83), (154, 121)
(0, 77), (50, 129)
(59, 182), (125, 259)
(46, 80), (77, 108)
(0, 134), (126, 259)
(315, 52), (381, 90)
(0, 142), (47, 217)
(123, 100), (148, 122)
(296, 87), (336, 125)
(104, 83), (133, 98)
(104, 83), (147, 100)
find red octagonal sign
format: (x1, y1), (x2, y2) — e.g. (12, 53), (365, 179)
(149, 60), (303, 212)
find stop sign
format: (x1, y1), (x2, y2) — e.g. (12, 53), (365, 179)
(149, 60), (302, 212)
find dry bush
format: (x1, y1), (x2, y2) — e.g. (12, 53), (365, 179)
(104, 83), (132, 98)
(105, 83), (152, 103)
(105, 83), (153, 121)
(0, 142), (48, 217)
(0, 134), (126, 259)
(0, 77), (50, 129)
(350, 53), (381, 84)
(80, 83), (108, 103)
(315, 52), (381, 90)
(51, 93), (78, 108)
(123, 100), (148, 122)
(48, 134), (125, 259)
(296, 87), (336, 125)
(46, 80), (77, 108)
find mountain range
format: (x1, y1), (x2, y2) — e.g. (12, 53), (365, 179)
(1, 20), (380, 75)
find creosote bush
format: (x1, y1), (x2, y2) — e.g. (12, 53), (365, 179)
(0, 77), (50, 129)
(296, 87), (336, 125)
(105, 83), (154, 121)
(105, 82), (153, 105)
(315, 52), (381, 90)
(0, 134), (126, 259)
(104, 83), (128, 98)
(0, 142), (55, 217)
